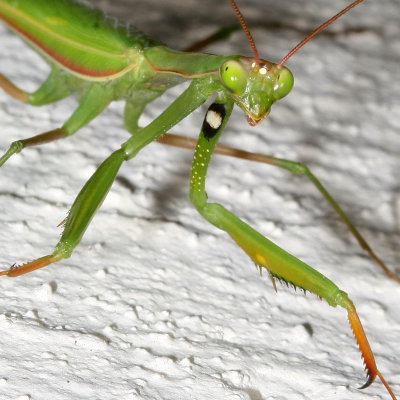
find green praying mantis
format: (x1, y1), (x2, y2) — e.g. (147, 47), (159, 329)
(0, 0), (398, 397)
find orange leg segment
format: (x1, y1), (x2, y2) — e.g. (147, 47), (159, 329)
(342, 296), (396, 399)
(0, 254), (63, 277)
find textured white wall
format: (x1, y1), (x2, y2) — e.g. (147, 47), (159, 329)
(0, 1), (399, 399)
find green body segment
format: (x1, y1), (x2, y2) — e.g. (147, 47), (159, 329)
(144, 47), (235, 77)
(0, 0), (234, 82)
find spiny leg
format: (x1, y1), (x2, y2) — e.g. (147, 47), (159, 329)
(0, 81), (114, 167)
(0, 148), (126, 276)
(339, 294), (396, 399)
(0, 79), (210, 276)
(0, 75), (117, 275)
(188, 100), (396, 398)
(157, 132), (400, 282)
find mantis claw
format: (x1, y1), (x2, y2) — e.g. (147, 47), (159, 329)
(359, 374), (374, 390)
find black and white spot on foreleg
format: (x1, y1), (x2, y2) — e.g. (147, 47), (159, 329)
(202, 103), (226, 140)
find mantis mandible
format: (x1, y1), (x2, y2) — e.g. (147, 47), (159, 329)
(0, 0), (397, 397)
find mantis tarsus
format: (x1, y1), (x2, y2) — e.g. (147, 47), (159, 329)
(0, 0), (398, 398)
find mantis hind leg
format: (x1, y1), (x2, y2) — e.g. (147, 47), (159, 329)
(0, 68), (73, 105)
(158, 132), (400, 282)
(0, 82), (113, 167)
(0, 73), (29, 103)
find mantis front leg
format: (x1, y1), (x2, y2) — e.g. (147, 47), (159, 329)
(158, 133), (400, 282)
(189, 97), (396, 398)
(0, 79), (209, 276)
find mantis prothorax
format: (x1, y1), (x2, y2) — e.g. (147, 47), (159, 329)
(0, 0), (397, 397)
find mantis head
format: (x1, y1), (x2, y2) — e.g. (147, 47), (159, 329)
(225, 0), (364, 126)
(219, 58), (293, 125)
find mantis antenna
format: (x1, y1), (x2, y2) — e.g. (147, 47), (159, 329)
(229, 0), (365, 69)
(278, 0), (365, 67)
(229, 0), (260, 65)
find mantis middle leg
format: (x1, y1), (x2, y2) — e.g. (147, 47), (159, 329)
(0, 79), (210, 276)
(0, 69), (113, 166)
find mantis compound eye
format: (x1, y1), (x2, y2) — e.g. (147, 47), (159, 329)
(220, 60), (247, 95)
(273, 66), (294, 100)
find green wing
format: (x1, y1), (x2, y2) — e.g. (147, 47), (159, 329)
(0, 0), (159, 79)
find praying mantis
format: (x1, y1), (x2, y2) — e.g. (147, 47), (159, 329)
(0, 0), (398, 398)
